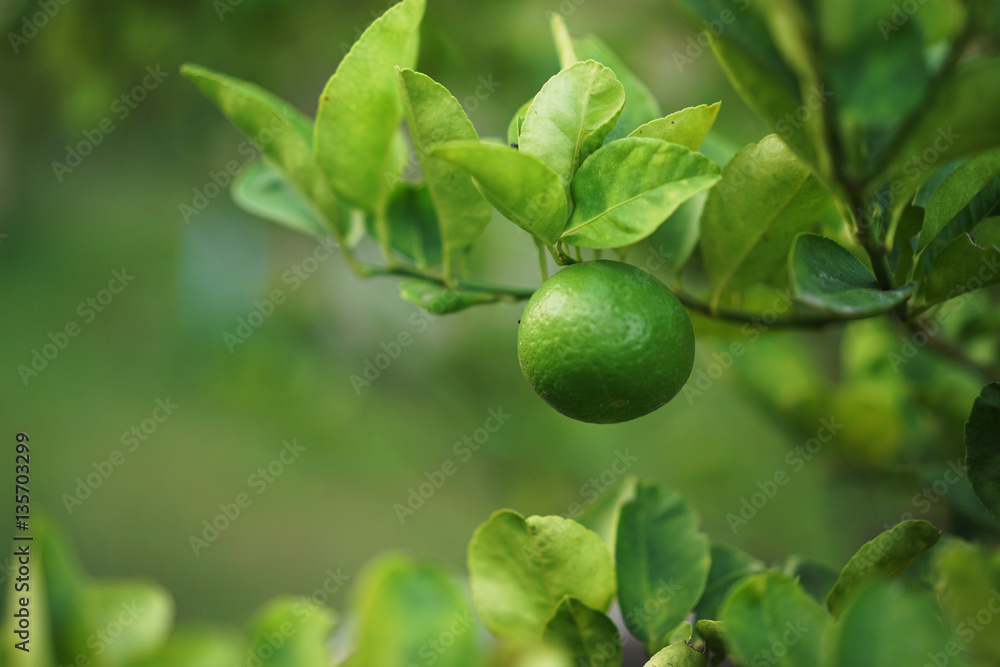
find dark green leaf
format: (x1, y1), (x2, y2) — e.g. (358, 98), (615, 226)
(542, 597), (621, 667)
(916, 234), (1000, 308)
(920, 147), (1000, 252)
(314, 0), (424, 213)
(615, 481), (711, 652)
(468, 510), (615, 639)
(628, 104), (721, 151)
(976, 216), (1000, 248)
(695, 544), (766, 621)
(398, 280), (503, 314)
(563, 138), (720, 249)
(967, 383), (1000, 519)
(788, 233), (914, 316)
(825, 520), (941, 618)
(777, 556), (838, 605)
(382, 181), (442, 268)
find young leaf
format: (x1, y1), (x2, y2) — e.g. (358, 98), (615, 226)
(542, 597), (621, 667)
(966, 383), (1000, 519)
(825, 520), (941, 618)
(615, 481), (711, 652)
(396, 68), (493, 274)
(645, 642), (708, 667)
(701, 135), (831, 307)
(468, 510), (615, 639)
(825, 582), (951, 667)
(348, 554), (478, 667)
(383, 181), (442, 267)
(919, 147), (1000, 253)
(398, 280), (503, 315)
(429, 141), (568, 245)
(934, 540), (1000, 659)
(246, 597), (337, 667)
(507, 99), (533, 146)
(181, 64), (346, 237)
(788, 233), (914, 316)
(314, 0), (425, 213)
(694, 543), (766, 621)
(519, 60), (625, 190)
(572, 35), (662, 140)
(563, 138), (721, 249)
(628, 103), (721, 151)
(232, 161), (328, 237)
(916, 233), (1000, 308)
(718, 572), (830, 667)
(548, 13), (578, 70)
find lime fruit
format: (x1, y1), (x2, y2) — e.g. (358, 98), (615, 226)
(517, 260), (695, 423)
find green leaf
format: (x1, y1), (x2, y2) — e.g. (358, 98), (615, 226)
(645, 642), (708, 667)
(825, 581), (951, 667)
(694, 543), (766, 621)
(777, 556), (838, 606)
(563, 138), (721, 249)
(719, 572), (830, 667)
(788, 233), (914, 316)
(615, 481), (711, 652)
(396, 68), (493, 273)
(129, 628), (244, 667)
(628, 103), (721, 151)
(519, 60), (625, 190)
(314, 0), (425, 213)
(76, 581), (174, 667)
(232, 161), (328, 236)
(246, 597), (336, 667)
(920, 148), (1000, 252)
(575, 475), (637, 553)
(934, 540), (1000, 659)
(572, 35), (662, 141)
(398, 280), (503, 314)
(916, 234), (1000, 308)
(883, 57), (1000, 188)
(966, 383), (1000, 519)
(349, 554), (478, 667)
(382, 181), (442, 267)
(976, 216), (1000, 249)
(694, 619), (727, 655)
(430, 141), (568, 245)
(181, 64), (346, 237)
(468, 510), (615, 639)
(644, 192), (706, 271)
(825, 520), (942, 618)
(542, 597), (621, 667)
(507, 99), (533, 146)
(701, 135), (831, 307)
(548, 13), (578, 70)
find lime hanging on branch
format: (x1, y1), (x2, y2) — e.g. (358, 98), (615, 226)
(517, 260), (695, 424)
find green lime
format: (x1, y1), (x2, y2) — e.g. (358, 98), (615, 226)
(517, 260), (695, 424)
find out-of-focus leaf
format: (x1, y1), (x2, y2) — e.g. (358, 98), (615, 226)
(398, 280), (503, 314)
(920, 148), (1000, 252)
(575, 475), (637, 553)
(645, 642), (707, 666)
(916, 234), (1000, 308)
(695, 544), (766, 621)
(934, 540), (1000, 660)
(777, 556), (838, 605)
(383, 181), (442, 268)
(542, 597), (621, 667)
(966, 383), (1000, 519)
(245, 597), (336, 667)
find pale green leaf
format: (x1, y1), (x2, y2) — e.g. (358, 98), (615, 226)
(628, 103), (721, 151)
(542, 597), (621, 667)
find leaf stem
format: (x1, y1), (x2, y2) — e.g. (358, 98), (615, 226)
(534, 237), (550, 281)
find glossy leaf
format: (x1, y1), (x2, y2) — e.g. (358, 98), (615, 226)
(934, 540), (1000, 659)
(645, 642), (707, 667)
(232, 161), (328, 237)
(397, 68), (493, 272)
(825, 520), (941, 618)
(519, 60), (625, 189)
(719, 572), (830, 667)
(701, 135), (831, 307)
(920, 147), (1000, 252)
(694, 543), (766, 621)
(966, 383), (1000, 519)
(398, 280), (503, 315)
(349, 554), (477, 667)
(825, 582), (951, 667)
(542, 597), (621, 667)
(314, 0), (425, 212)
(788, 233), (914, 316)
(917, 234), (1000, 308)
(628, 103), (720, 152)
(246, 597), (336, 667)
(430, 141), (568, 245)
(563, 138), (720, 249)
(468, 510), (615, 639)
(181, 64), (346, 237)
(615, 481), (711, 651)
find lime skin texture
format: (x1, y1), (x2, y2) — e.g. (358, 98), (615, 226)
(517, 260), (696, 424)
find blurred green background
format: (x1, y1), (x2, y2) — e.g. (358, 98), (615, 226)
(0, 0), (984, 628)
